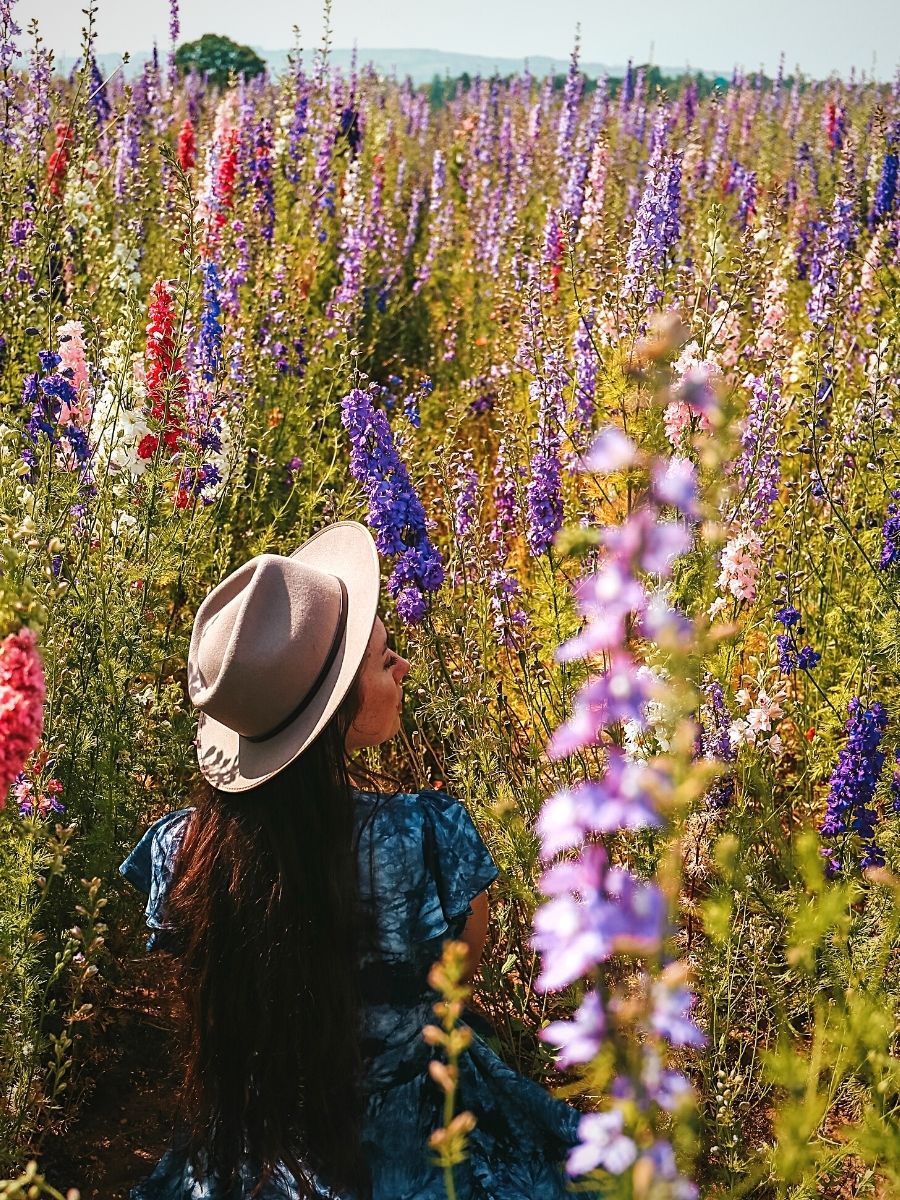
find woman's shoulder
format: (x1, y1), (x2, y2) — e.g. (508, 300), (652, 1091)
(354, 787), (464, 830)
(119, 807), (193, 895)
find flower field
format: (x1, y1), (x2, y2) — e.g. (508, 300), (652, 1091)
(2, 0), (900, 1194)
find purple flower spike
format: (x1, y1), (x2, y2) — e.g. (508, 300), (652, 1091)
(540, 990), (607, 1069)
(556, 562), (646, 661)
(579, 427), (638, 474)
(341, 387), (444, 623)
(652, 456), (699, 519)
(568, 1110), (637, 1177)
(548, 653), (654, 759)
(819, 698), (887, 872)
(649, 981), (707, 1047)
(537, 752), (663, 857)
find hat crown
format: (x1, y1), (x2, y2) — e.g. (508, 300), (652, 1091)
(188, 554), (345, 740)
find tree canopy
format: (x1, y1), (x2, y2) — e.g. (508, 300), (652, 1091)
(174, 34), (266, 88)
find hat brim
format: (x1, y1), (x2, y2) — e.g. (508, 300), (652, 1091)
(195, 521), (380, 792)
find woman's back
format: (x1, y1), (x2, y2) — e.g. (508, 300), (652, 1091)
(122, 788), (597, 1200)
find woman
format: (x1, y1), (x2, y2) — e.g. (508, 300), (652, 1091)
(121, 521), (598, 1199)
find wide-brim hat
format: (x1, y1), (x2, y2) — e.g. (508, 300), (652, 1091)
(187, 521), (380, 792)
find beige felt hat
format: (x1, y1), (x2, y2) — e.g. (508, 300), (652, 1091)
(187, 521), (380, 792)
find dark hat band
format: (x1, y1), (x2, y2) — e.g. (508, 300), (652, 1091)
(245, 579), (348, 744)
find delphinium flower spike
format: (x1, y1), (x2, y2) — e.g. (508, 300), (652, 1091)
(341, 386), (445, 623)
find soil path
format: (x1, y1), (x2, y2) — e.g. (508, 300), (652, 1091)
(41, 952), (180, 1199)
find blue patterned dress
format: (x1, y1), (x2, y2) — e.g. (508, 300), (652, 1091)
(119, 789), (599, 1199)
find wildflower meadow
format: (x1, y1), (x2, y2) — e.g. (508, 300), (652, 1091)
(2, 0), (900, 1195)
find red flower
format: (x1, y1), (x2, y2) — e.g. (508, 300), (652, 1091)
(140, 279), (186, 461)
(214, 129), (239, 230)
(177, 118), (196, 171)
(0, 628), (46, 804)
(47, 122), (74, 198)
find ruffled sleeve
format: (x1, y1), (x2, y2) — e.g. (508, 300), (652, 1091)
(118, 808), (193, 949)
(412, 789), (499, 943)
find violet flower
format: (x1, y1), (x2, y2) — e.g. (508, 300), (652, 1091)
(539, 990), (606, 1069)
(623, 105), (682, 306)
(734, 373), (783, 528)
(525, 360), (567, 557)
(568, 1111), (637, 1177)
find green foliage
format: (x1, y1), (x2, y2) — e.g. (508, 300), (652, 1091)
(173, 33), (265, 88)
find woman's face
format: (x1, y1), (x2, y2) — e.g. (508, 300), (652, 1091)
(345, 617), (410, 751)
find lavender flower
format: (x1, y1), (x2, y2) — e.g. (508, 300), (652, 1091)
(807, 187), (857, 328)
(649, 981), (706, 1048)
(571, 315), (598, 435)
(556, 39), (583, 164)
(0, 0), (22, 150)
(451, 451), (478, 542)
(622, 106), (682, 305)
(252, 118), (275, 243)
(88, 54), (110, 128)
(735, 373), (783, 527)
(533, 846), (666, 991)
(879, 490), (900, 568)
(341, 387), (444, 623)
(332, 157), (367, 319)
(539, 990), (606, 1069)
(568, 1110), (637, 1177)
(699, 676), (735, 808)
(525, 357), (567, 557)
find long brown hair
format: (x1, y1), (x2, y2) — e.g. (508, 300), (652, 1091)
(164, 685), (373, 1198)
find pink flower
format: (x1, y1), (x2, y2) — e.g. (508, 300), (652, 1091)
(0, 628), (46, 804)
(717, 528), (762, 602)
(57, 320), (93, 425)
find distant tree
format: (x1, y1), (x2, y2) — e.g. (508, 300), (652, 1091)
(174, 34), (265, 88)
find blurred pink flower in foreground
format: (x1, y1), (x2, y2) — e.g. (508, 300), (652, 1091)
(0, 628), (46, 805)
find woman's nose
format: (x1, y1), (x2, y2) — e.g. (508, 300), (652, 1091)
(396, 656), (411, 681)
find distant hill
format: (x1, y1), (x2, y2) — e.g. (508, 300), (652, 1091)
(53, 46), (720, 86)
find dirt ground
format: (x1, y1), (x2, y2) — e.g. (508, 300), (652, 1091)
(40, 952), (181, 1199)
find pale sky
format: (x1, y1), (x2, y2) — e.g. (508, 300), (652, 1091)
(17, 0), (900, 79)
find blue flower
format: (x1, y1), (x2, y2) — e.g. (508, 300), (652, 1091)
(198, 259), (223, 382)
(820, 699), (887, 873)
(340, 387), (444, 623)
(775, 606), (801, 628)
(797, 646), (821, 670)
(879, 491), (900, 569)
